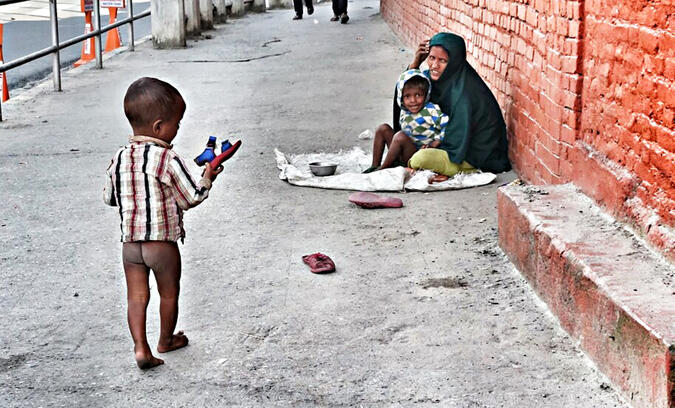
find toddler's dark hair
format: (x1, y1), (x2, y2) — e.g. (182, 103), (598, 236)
(402, 75), (429, 95)
(124, 77), (184, 129)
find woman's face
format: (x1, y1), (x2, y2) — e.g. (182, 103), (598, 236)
(427, 46), (449, 81)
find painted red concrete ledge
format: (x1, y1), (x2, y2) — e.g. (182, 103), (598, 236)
(498, 183), (675, 408)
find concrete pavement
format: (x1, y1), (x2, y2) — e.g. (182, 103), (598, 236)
(0, 1), (629, 406)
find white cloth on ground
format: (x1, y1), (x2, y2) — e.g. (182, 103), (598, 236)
(275, 147), (496, 192)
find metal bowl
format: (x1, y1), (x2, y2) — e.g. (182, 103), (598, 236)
(309, 162), (338, 176)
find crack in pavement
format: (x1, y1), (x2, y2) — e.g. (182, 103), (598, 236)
(169, 51), (291, 64)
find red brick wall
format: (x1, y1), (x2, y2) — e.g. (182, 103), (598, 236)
(381, 0), (675, 258)
(575, 0), (675, 258)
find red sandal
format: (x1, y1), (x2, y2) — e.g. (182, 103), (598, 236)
(348, 192), (403, 209)
(302, 253), (336, 274)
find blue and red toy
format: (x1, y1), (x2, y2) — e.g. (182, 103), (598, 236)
(194, 136), (217, 166)
(194, 136), (242, 168)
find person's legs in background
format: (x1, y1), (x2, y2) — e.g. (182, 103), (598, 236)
(331, 0), (348, 22)
(338, 0), (348, 23)
(293, 0), (304, 19)
(330, 0), (340, 21)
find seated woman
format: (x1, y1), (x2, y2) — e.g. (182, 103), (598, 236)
(376, 32), (511, 180)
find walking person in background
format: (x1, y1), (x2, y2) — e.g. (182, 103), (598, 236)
(331, 0), (349, 23)
(292, 0), (313, 20)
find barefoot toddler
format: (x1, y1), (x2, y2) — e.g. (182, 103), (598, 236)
(104, 77), (222, 369)
(365, 69), (449, 172)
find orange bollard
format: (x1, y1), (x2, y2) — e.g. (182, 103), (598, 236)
(104, 7), (122, 52)
(74, 11), (96, 67)
(0, 24), (9, 102)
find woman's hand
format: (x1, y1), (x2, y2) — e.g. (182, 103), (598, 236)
(411, 40), (430, 69)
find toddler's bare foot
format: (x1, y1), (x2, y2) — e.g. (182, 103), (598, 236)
(430, 174), (449, 183)
(157, 330), (189, 353)
(135, 350), (164, 369)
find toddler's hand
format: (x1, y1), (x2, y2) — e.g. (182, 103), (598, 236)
(203, 162), (223, 182)
(428, 140), (441, 149)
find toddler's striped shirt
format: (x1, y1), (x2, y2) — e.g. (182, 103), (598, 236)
(104, 136), (212, 242)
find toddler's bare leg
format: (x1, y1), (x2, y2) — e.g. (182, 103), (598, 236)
(381, 131), (417, 169)
(371, 124), (395, 167)
(122, 243), (164, 369)
(140, 241), (189, 353)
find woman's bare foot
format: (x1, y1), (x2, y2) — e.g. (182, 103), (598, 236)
(430, 173), (449, 183)
(157, 331), (189, 353)
(135, 350), (164, 369)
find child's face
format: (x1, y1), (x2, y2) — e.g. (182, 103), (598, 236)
(401, 85), (426, 114)
(155, 98), (185, 142)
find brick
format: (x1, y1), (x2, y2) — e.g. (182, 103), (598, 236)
(517, 4), (526, 20)
(657, 80), (675, 108)
(533, 0), (546, 13)
(561, 124), (576, 144)
(565, 73), (583, 94)
(638, 4), (668, 27)
(546, 14), (556, 32)
(563, 89), (582, 111)
(562, 108), (579, 128)
(568, 19), (581, 38)
(624, 49), (644, 74)
(562, 37), (580, 54)
(638, 27), (660, 53)
(652, 195), (675, 227)
(659, 32), (675, 57)
(651, 149), (675, 179)
(636, 74), (657, 97)
(655, 124), (675, 153)
(568, 1), (582, 20)
(535, 140), (561, 174)
(630, 114), (655, 141)
(526, 7), (538, 27)
(513, 150), (538, 182)
(559, 148), (575, 175)
(660, 107), (675, 129)
(664, 58), (675, 78)
(553, 16), (566, 36)
(551, 0), (561, 15)
(634, 158), (657, 187)
(561, 55), (579, 73)
(541, 128), (563, 154)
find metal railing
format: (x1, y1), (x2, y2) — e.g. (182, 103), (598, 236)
(0, 0), (151, 121)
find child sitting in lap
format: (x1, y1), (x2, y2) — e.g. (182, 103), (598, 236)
(104, 77), (223, 369)
(364, 69), (449, 173)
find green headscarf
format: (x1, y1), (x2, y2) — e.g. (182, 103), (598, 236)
(427, 32), (467, 106)
(394, 33), (511, 173)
